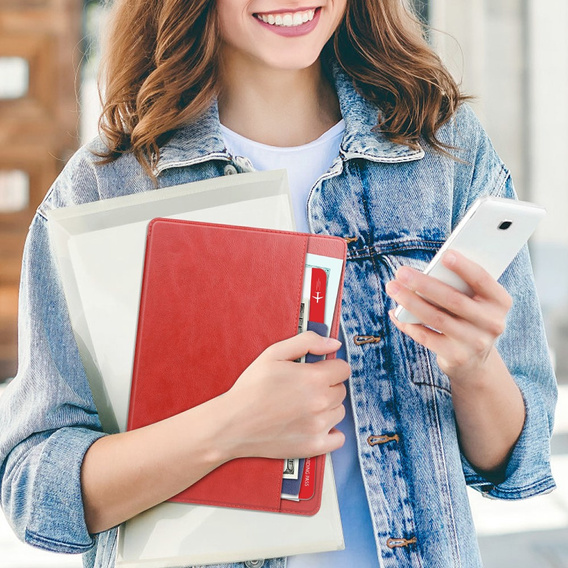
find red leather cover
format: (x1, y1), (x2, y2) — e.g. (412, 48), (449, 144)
(128, 218), (346, 515)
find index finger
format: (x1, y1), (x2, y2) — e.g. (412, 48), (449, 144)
(441, 250), (511, 305)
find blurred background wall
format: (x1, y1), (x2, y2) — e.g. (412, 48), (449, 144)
(2, 0), (567, 383)
(430, 0), (568, 374)
(0, 0), (82, 381)
(1, 0), (567, 566)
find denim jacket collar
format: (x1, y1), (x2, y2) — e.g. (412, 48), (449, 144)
(153, 65), (424, 176)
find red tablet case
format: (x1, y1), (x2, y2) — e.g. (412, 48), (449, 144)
(127, 218), (346, 516)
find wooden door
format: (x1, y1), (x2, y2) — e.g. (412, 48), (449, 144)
(0, 0), (81, 381)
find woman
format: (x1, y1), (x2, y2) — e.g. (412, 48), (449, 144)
(0, 0), (557, 567)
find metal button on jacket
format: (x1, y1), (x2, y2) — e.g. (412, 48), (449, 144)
(244, 560), (265, 568)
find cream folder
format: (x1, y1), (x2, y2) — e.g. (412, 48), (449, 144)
(46, 170), (344, 567)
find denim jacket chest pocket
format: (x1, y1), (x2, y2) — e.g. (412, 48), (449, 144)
(350, 234), (452, 394)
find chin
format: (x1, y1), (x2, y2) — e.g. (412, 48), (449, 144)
(262, 49), (323, 72)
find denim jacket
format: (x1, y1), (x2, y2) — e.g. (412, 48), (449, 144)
(0, 65), (557, 568)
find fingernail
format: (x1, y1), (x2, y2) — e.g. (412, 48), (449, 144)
(386, 281), (401, 296)
(396, 267), (411, 284)
(444, 251), (456, 266)
(326, 337), (342, 348)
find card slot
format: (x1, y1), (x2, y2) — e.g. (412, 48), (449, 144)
(279, 454), (325, 516)
(305, 321), (329, 363)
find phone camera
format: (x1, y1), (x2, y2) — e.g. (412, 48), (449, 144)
(498, 220), (513, 230)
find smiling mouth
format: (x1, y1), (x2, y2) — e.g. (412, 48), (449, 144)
(254, 8), (319, 27)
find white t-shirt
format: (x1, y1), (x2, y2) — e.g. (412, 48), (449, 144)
(222, 122), (380, 568)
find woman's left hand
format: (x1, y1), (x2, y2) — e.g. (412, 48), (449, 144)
(385, 249), (526, 477)
(385, 250), (513, 385)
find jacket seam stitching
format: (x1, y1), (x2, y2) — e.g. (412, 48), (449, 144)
(358, 167), (385, 293)
(492, 165), (511, 198)
(425, 368), (462, 565)
(411, 375), (452, 394)
(24, 528), (93, 551)
(485, 476), (556, 495)
(346, 240), (445, 260)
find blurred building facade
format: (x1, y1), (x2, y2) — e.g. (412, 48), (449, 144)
(2, 0), (567, 382)
(0, 0), (82, 381)
(430, 0), (568, 364)
(0, 1), (567, 567)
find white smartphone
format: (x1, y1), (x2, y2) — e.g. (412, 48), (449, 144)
(394, 196), (546, 325)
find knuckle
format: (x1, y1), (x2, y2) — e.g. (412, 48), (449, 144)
(446, 290), (464, 314)
(450, 350), (470, 368)
(473, 272), (490, 290)
(310, 395), (329, 414)
(472, 335), (491, 355)
(431, 311), (448, 331)
(329, 360), (350, 383)
(331, 431), (346, 451)
(305, 420), (320, 437)
(304, 330), (320, 342)
(311, 415), (328, 435)
(451, 355), (468, 369)
(338, 359), (352, 378)
(311, 437), (329, 456)
(262, 342), (278, 358)
(488, 319), (506, 338)
(502, 290), (513, 311)
(413, 326), (429, 345)
(309, 365), (328, 384)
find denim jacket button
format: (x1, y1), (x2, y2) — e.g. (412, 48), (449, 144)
(224, 164), (238, 175)
(353, 334), (381, 346)
(386, 536), (417, 549)
(244, 560), (265, 567)
(368, 433), (400, 446)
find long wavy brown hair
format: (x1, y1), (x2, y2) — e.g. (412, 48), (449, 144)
(97, 0), (467, 175)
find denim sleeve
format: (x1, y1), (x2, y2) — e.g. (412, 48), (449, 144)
(451, 106), (558, 499)
(461, 242), (558, 499)
(0, 213), (107, 553)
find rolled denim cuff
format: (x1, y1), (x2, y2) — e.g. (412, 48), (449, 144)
(462, 373), (556, 500)
(25, 427), (106, 553)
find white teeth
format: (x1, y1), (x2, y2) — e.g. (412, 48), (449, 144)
(257, 9), (316, 27)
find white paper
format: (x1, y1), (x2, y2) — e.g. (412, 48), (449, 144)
(47, 170), (344, 567)
(48, 171), (295, 433)
(118, 454), (342, 568)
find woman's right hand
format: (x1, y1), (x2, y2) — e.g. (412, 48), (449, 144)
(82, 331), (349, 534)
(220, 331), (350, 461)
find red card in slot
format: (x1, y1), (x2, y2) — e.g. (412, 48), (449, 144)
(309, 268), (326, 324)
(298, 457), (317, 501)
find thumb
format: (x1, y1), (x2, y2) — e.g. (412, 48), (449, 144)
(264, 331), (342, 362)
